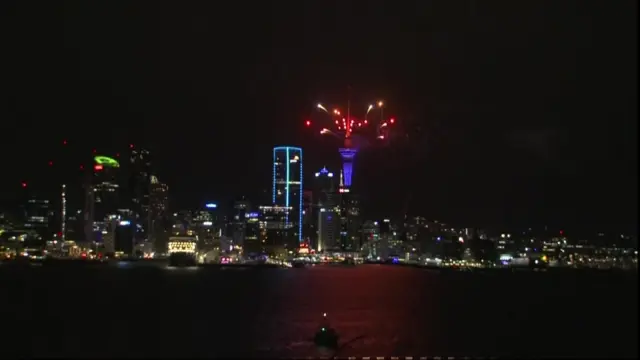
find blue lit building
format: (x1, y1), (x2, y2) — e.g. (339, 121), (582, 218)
(272, 146), (303, 242)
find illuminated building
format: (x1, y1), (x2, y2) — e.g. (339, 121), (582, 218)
(168, 235), (197, 266)
(149, 175), (169, 251)
(302, 190), (314, 244)
(149, 176), (169, 218)
(362, 220), (380, 258)
(232, 198), (250, 247)
(272, 146), (303, 242)
(337, 170), (361, 251)
(85, 155), (120, 246)
(115, 219), (134, 254)
(129, 146), (151, 238)
(196, 203), (220, 246)
(258, 205), (296, 254)
(21, 198), (52, 240)
(244, 211), (261, 255)
(313, 167), (338, 251)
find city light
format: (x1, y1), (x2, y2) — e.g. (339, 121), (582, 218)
(168, 241), (196, 254)
(205, 203), (217, 209)
(119, 220), (131, 226)
(61, 184), (66, 241)
(94, 165), (103, 171)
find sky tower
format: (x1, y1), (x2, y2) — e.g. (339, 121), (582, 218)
(307, 99), (395, 189)
(338, 148), (357, 187)
(306, 97), (395, 251)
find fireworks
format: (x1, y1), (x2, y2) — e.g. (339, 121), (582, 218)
(306, 101), (396, 149)
(305, 99), (397, 188)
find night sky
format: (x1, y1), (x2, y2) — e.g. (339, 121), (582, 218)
(2, 1), (637, 232)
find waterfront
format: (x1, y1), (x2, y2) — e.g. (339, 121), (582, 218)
(2, 263), (636, 358)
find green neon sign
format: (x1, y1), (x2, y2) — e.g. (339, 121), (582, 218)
(94, 156), (120, 168)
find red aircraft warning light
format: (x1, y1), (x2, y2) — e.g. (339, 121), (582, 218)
(389, 118), (395, 124)
(48, 161), (53, 166)
(21, 182), (27, 188)
(94, 165), (103, 171)
(305, 120), (311, 127)
(129, 144), (134, 149)
(63, 140), (67, 145)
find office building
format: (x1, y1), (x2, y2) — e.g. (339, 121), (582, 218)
(272, 146), (303, 242)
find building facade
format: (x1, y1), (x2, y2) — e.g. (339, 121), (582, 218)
(272, 146), (303, 242)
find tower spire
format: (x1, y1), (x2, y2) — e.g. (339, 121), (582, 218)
(346, 85), (351, 138)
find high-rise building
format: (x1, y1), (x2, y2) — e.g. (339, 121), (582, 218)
(272, 146), (303, 242)
(148, 175), (169, 252)
(232, 198), (250, 247)
(149, 175), (169, 219)
(129, 146), (151, 238)
(337, 170), (361, 251)
(313, 167), (338, 251)
(244, 211), (261, 255)
(21, 198), (52, 240)
(85, 155), (120, 245)
(258, 205), (296, 255)
(302, 190), (314, 242)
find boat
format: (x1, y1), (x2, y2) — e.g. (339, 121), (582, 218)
(168, 236), (197, 267)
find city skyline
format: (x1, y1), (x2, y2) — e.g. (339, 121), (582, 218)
(2, 1), (637, 231)
(1, 2), (636, 359)
(2, 136), (638, 235)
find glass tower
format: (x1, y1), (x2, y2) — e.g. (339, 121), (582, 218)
(272, 146), (303, 242)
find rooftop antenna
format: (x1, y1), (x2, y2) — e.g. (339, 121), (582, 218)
(346, 85), (351, 138)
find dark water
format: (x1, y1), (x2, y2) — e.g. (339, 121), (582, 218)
(2, 263), (637, 358)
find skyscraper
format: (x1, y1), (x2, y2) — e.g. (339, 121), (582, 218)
(85, 155), (120, 247)
(314, 167), (338, 251)
(129, 146), (151, 237)
(149, 175), (169, 251)
(337, 169), (361, 251)
(272, 146), (303, 242)
(232, 198), (250, 247)
(22, 198), (52, 240)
